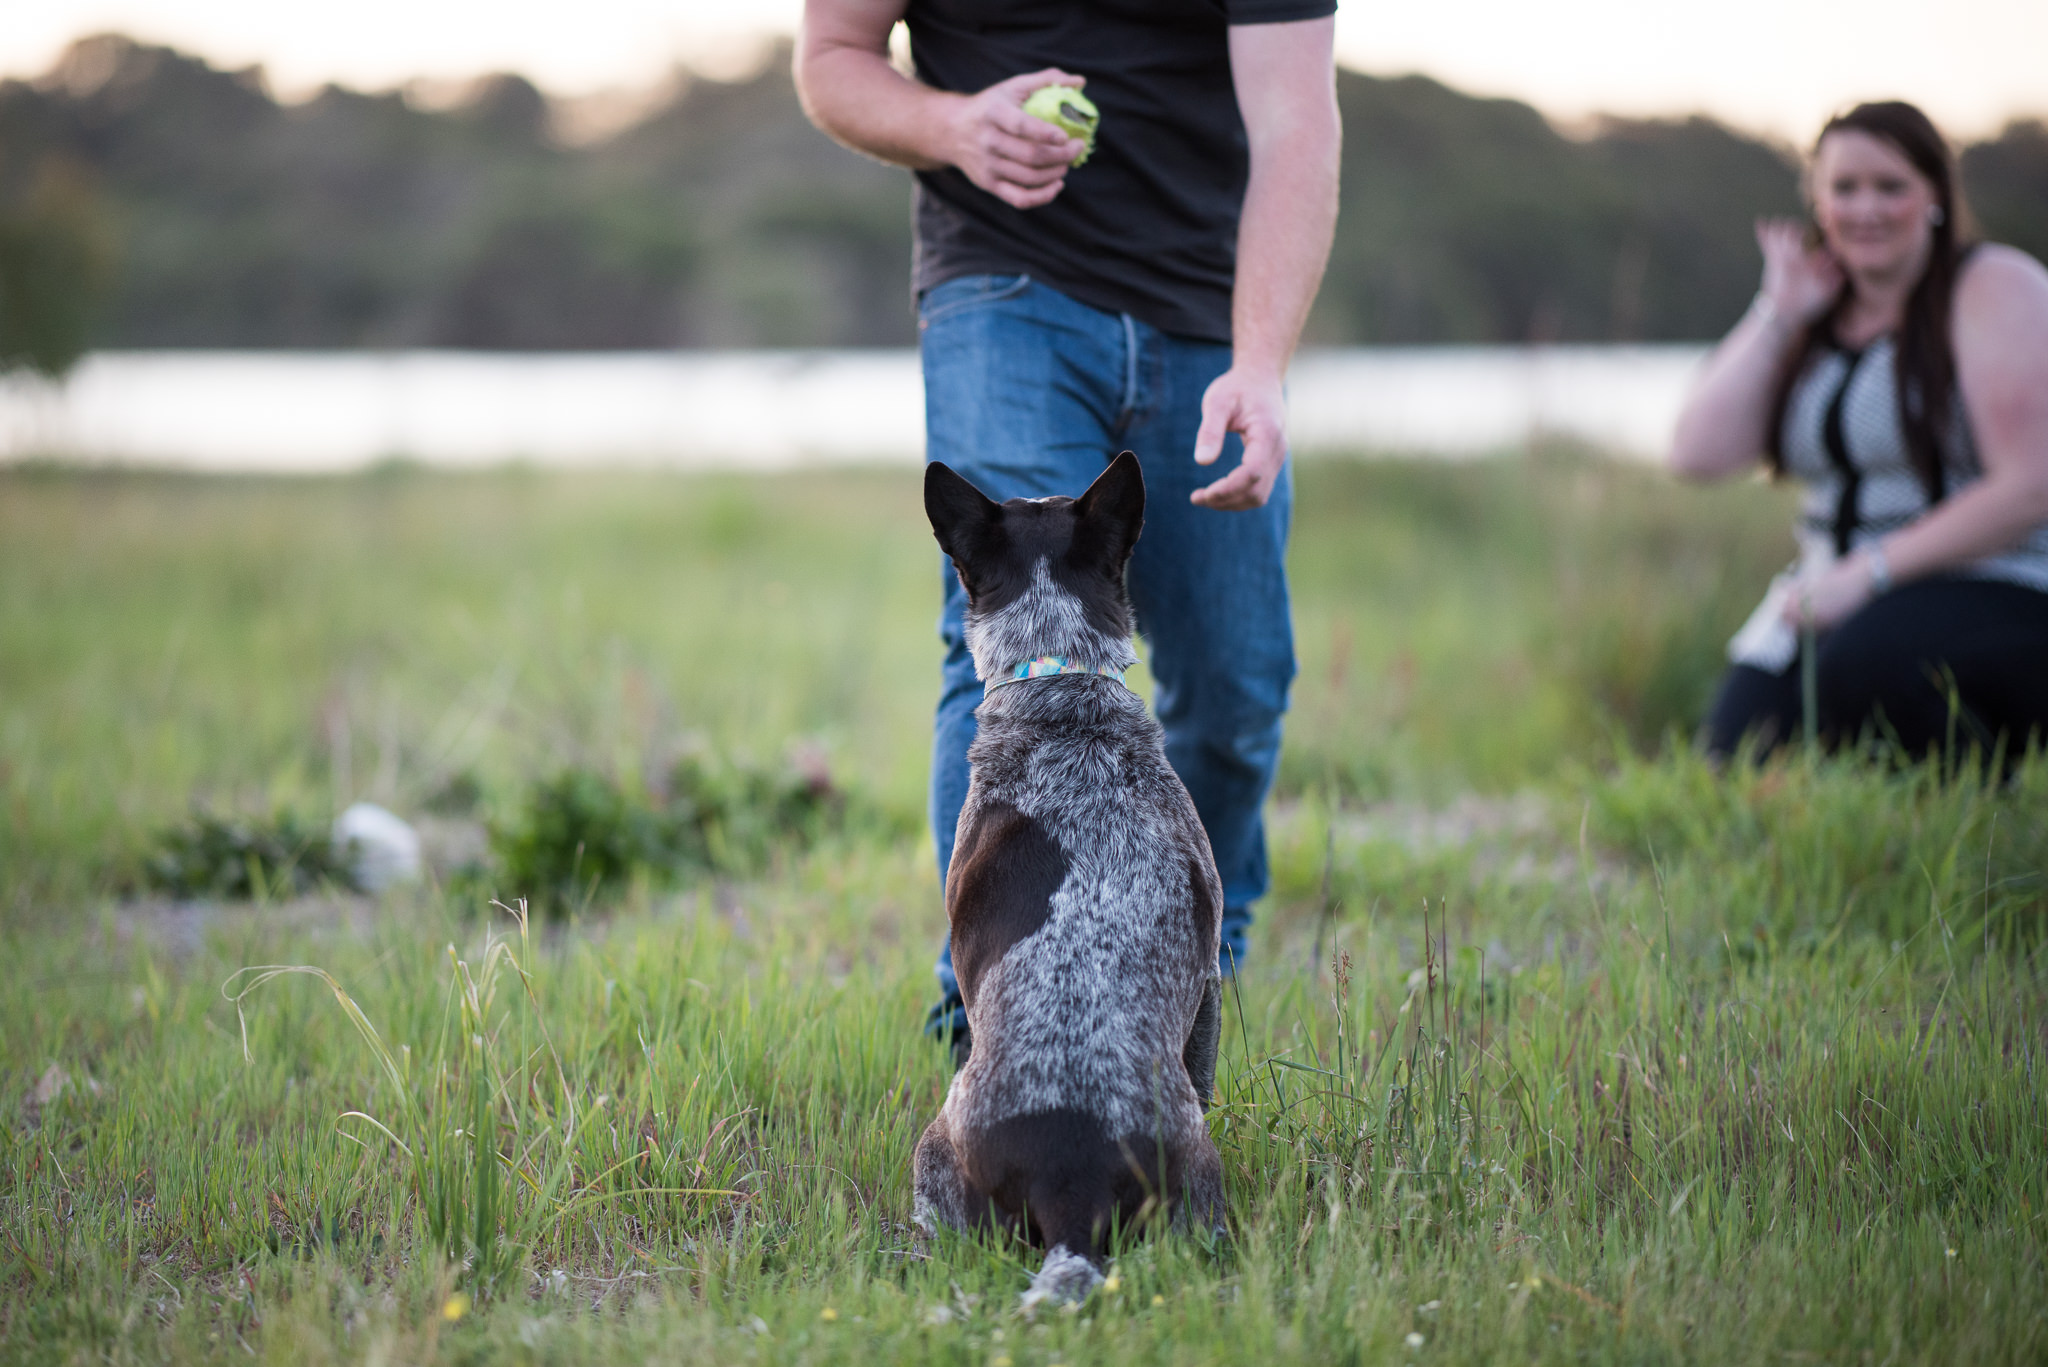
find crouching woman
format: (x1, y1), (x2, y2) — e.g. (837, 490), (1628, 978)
(1671, 100), (2048, 765)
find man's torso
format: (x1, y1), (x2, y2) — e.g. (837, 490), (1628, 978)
(905, 0), (1333, 342)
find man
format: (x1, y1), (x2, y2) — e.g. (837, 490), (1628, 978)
(796, 0), (1341, 1051)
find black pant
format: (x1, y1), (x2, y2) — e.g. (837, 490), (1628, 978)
(1704, 577), (2048, 765)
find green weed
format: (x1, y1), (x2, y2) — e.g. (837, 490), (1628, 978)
(489, 755), (858, 914)
(141, 808), (358, 900)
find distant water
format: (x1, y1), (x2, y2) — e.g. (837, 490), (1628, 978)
(0, 346), (1709, 471)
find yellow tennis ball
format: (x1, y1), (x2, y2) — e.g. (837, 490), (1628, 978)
(1023, 85), (1099, 165)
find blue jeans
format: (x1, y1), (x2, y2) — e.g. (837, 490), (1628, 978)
(921, 274), (1296, 1037)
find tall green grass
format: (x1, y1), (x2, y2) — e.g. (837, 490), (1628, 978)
(2, 455), (2043, 1364)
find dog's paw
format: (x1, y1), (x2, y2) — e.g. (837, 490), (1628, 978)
(1018, 1245), (1102, 1315)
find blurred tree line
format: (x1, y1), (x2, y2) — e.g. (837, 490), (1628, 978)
(2, 33), (2044, 364)
(0, 147), (112, 374)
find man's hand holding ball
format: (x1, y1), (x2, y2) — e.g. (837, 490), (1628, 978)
(940, 70), (1091, 210)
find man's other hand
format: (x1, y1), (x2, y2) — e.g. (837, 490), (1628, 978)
(944, 70), (1089, 210)
(1191, 367), (1287, 510)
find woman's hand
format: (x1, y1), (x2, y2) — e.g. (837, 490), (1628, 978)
(1781, 550), (1878, 631)
(1669, 222), (1841, 480)
(1755, 218), (1843, 328)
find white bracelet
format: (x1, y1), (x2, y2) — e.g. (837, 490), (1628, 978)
(1865, 540), (1894, 594)
(1748, 292), (1796, 341)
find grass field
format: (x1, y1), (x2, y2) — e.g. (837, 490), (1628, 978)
(3, 453), (2044, 1364)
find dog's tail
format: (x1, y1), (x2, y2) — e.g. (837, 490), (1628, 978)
(1017, 1170), (1116, 1310)
(1020, 1242), (1104, 1311)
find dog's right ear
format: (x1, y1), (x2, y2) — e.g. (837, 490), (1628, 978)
(925, 461), (1004, 590)
(1070, 450), (1145, 575)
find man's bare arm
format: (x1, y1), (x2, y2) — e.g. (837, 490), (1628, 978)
(796, 0), (1085, 210)
(1191, 16), (1341, 510)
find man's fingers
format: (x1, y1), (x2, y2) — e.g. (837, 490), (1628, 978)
(993, 102), (1076, 147)
(994, 184), (1064, 210)
(1239, 418), (1282, 480)
(994, 70), (1085, 132)
(992, 178), (1065, 210)
(999, 68), (1084, 97)
(1194, 435), (1280, 508)
(988, 152), (1070, 189)
(1192, 395), (1230, 467)
(988, 129), (1080, 171)
(993, 162), (1070, 193)
(1191, 471), (1251, 506)
(1190, 464), (1261, 510)
(1190, 473), (1244, 507)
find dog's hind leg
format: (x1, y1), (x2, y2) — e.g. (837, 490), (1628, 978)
(913, 1116), (991, 1238)
(1175, 1133), (1227, 1242)
(1183, 976), (1221, 1111)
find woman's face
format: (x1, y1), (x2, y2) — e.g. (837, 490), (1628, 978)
(1810, 128), (1939, 281)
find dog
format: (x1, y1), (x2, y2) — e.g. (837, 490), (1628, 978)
(912, 451), (1226, 1308)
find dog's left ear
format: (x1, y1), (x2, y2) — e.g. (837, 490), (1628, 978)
(1071, 450), (1145, 575)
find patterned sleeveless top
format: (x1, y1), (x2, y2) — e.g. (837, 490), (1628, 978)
(1727, 334), (2048, 671)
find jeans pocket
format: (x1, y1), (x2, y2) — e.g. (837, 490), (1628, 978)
(917, 273), (1032, 329)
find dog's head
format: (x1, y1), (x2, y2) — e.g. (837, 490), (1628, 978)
(924, 452), (1145, 682)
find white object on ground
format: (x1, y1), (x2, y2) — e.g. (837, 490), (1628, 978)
(334, 802), (423, 892)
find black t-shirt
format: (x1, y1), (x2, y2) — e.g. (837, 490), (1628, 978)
(904, 0), (1335, 343)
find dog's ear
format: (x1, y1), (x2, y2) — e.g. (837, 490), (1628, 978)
(925, 461), (1004, 589)
(1070, 450), (1145, 575)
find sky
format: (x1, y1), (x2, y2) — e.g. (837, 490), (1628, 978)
(5, 0), (2046, 143)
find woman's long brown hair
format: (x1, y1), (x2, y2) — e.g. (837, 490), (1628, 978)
(1765, 101), (1975, 500)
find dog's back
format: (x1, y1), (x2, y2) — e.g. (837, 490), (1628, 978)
(913, 454), (1225, 1303)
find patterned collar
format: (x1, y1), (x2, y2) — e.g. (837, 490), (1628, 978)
(982, 655), (1129, 694)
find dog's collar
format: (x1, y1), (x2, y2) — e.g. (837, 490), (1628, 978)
(983, 656), (1129, 694)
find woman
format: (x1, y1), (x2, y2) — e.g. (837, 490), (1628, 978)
(1671, 100), (2048, 765)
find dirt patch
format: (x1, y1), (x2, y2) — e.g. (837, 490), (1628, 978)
(111, 892), (379, 959)
(1274, 792), (1623, 889)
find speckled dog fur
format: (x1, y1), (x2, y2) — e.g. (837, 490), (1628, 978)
(913, 453), (1225, 1307)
